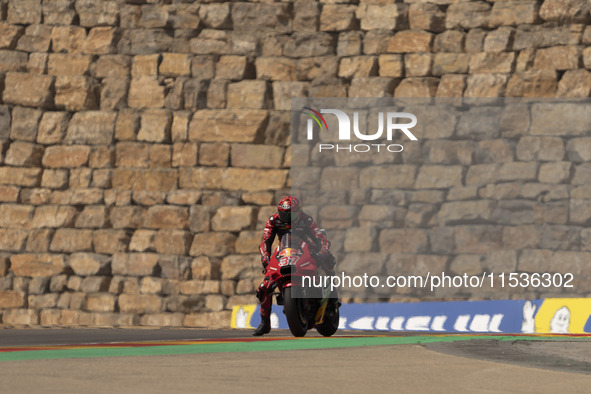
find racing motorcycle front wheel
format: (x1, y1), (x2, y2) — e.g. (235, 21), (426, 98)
(282, 286), (308, 337)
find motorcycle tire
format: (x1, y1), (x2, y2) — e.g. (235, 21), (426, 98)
(283, 287), (308, 337)
(315, 301), (340, 337)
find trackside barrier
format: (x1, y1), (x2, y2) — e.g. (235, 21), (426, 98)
(231, 298), (591, 334)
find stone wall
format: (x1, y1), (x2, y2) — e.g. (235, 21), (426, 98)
(292, 98), (591, 302)
(0, 0), (590, 327)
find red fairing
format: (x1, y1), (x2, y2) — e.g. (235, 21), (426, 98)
(257, 233), (318, 317)
(264, 233), (318, 283)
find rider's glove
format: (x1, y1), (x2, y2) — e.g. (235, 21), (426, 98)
(316, 249), (329, 261)
(316, 250), (335, 269)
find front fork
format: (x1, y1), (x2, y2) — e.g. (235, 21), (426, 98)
(314, 283), (333, 325)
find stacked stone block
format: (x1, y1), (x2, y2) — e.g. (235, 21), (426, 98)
(0, 0), (589, 327)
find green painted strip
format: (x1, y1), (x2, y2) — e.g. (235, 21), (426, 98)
(0, 335), (586, 362)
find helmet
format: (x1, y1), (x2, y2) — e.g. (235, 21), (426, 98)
(277, 196), (301, 224)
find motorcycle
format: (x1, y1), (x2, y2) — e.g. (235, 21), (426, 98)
(264, 233), (340, 337)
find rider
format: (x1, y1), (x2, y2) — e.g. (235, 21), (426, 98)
(252, 195), (335, 336)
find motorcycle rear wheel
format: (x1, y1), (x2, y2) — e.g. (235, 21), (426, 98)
(283, 287), (308, 337)
(315, 301), (339, 337)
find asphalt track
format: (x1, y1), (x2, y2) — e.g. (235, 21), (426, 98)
(1, 329), (591, 393)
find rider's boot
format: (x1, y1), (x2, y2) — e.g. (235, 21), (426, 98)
(253, 289), (272, 336)
(252, 316), (271, 336)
